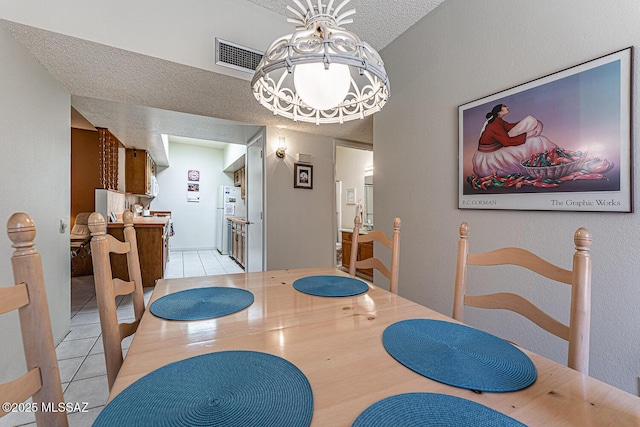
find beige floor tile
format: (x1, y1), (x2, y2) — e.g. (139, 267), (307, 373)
(73, 354), (107, 381)
(57, 356), (84, 383)
(63, 376), (109, 410)
(56, 337), (99, 360)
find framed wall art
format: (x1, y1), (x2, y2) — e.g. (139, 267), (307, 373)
(187, 169), (201, 202)
(294, 163), (313, 189)
(346, 188), (356, 204)
(187, 182), (200, 202)
(458, 47), (632, 212)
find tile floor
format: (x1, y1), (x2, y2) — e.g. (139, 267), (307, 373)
(1, 249), (244, 427)
(163, 248), (244, 279)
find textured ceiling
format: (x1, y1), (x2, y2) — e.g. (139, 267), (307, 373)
(245, 0), (446, 50)
(1, 0), (445, 166)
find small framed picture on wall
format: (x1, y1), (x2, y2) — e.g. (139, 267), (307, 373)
(346, 188), (356, 204)
(188, 169), (200, 181)
(294, 163), (313, 189)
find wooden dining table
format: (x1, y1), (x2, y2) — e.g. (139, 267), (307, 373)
(109, 267), (640, 426)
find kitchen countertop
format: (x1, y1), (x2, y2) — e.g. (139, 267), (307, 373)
(107, 216), (170, 228)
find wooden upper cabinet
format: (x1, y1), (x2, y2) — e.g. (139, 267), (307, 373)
(233, 167), (246, 199)
(240, 167), (246, 199)
(125, 148), (156, 196)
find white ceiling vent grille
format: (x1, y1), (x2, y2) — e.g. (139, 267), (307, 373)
(215, 38), (263, 74)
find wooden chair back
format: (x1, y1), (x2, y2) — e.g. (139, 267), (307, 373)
(453, 222), (592, 374)
(0, 213), (68, 426)
(89, 210), (145, 390)
(349, 216), (401, 294)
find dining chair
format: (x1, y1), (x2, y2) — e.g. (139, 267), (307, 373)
(453, 222), (592, 374)
(89, 210), (145, 390)
(0, 213), (68, 427)
(349, 215), (401, 294)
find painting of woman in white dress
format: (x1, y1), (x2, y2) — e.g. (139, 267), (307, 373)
(458, 48), (631, 212)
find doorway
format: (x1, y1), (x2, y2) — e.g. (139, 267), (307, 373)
(334, 141), (374, 271)
(246, 131), (265, 272)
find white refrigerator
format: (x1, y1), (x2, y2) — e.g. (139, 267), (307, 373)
(217, 186), (241, 254)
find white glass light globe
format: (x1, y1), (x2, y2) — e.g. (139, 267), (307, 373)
(293, 62), (351, 110)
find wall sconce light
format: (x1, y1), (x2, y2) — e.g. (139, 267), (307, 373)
(276, 136), (287, 159)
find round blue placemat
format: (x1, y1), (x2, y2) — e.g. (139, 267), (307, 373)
(149, 287), (254, 321)
(382, 319), (537, 392)
(293, 275), (369, 297)
(352, 392), (526, 426)
(93, 351), (314, 427)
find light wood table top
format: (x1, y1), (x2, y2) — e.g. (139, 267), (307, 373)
(110, 267), (640, 426)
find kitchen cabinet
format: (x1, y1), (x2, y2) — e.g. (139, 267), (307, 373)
(108, 217), (170, 287)
(230, 219), (246, 269)
(234, 167), (246, 200)
(125, 148), (156, 196)
(231, 221), (237, 262)
(341, 231), (373, 277)
(240, 167), (245, 200)
(238, 224), (245, 267)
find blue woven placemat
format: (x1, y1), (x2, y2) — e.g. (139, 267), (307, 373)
(93, 351), (314, 427)
(352, 392), (526, 426)
(293, 275), (369, 297)
(382, 319), (537, 392)
(149, 287), (254, 321)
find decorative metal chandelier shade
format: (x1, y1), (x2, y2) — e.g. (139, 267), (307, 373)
(251, 0), (390, 125)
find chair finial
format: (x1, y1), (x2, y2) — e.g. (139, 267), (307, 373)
(393, 217), (401, 229)
(459, 222), (469, 239)
(7, 212), (37, 254)
(574, 227), (592, 251)
(88, 212), (106, 236)
(123, 210), (134, 227)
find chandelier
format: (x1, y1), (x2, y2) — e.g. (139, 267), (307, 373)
(251, 0), (390, 125)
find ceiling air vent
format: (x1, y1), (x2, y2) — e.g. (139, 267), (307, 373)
(215, 38), (264, 74)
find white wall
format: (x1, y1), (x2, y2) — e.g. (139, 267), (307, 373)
(376, 0), (640, 394)
(265, 127), (335, 270)
(223, 143), (246, 170)
(336, 146), (373, 231)
(152, 142), (237, 250)
(0, 25), (70, 381)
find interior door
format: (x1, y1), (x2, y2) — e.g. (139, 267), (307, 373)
(246, 132), (264, 272)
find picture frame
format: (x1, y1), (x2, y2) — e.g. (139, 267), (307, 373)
(458, 47), (632, 212)
(294, 163), (313, 189)
(187, 182), (200, 202)
(188, 169), (200, 181)
(346, 188), (356, 205)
